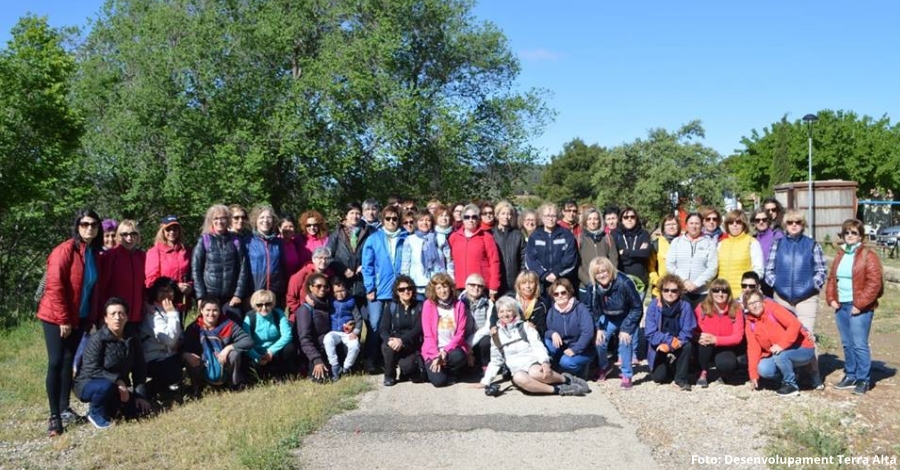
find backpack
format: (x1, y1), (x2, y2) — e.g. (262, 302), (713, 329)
(490, 322), (528, 358)
(248, 308), (284, 336)
(202, 232), (242, 254)
(199, 321), (236, 385)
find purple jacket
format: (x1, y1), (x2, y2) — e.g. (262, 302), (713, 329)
(755, 227), (784, 263)
(645, 298), (697, 368)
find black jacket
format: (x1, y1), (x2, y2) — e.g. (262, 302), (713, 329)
(295, 297), (332, 366)
(326, 225), (371, 298)
(379, 299), (424, 351)
(492, 227), (525, 295)
(191, 232), (252, 301)
(74, 326), (147, 399)
(614, 227), (651, 286)
(490, 294), (549, 337)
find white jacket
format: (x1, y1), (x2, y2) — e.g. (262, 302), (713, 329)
(481, 319), (549, 385)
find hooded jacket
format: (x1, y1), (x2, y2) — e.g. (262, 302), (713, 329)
(191, 232), (252, 301)
(448, 226), (501, 291)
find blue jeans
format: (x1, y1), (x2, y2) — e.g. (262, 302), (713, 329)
(364, 299), (384, 364)
(544, 339), (592, 378)
(834, 302), (873, 383)
(595, 316), (637, 378)
(757, 346), (816, 387)
(77, 378), (119, 420)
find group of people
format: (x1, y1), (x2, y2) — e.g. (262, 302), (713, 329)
(37, 197), (882, 438)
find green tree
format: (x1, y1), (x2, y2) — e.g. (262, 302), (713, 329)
(74, 0), (551, 225)
(536, 138), (604, 204)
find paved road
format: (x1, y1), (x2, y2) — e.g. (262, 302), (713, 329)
(296, 377), (660, 470)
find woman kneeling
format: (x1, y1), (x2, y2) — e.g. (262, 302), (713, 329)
(479, 297), (589, 396)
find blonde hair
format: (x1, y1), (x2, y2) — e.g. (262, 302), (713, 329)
(203, 204), (230, 235)
(250, 289), (276, 308)
(116, 219), (141, 246)
(589, 256), (618, 284)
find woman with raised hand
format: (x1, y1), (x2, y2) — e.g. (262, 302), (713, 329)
(826, 219), (883, 395)
(477, 297), (589, 397)
(191, 204), (252, 320)
(74, 298), (151, 429)
(421, 273), (469, 387)
(544, 278), (594, 380)
(245, 205), (286, 306)
(590, 256), (643, 389)
(104, 219), (146, 330)
(140, 277), (184, 398)
(380, 275), (425, 386)
(666, 212), (718, 306)
(242, 289), (296, 380)
(694, 279), (745, 387)
(645, 274), (697, 391)
(297, 210), (329, 271)
(717, 210), (763, 298)
(145, 215), (192, 311)
(38, 209), (104, 437)
(492, 200), (525, 297)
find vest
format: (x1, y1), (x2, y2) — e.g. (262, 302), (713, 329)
(718, 232), (753, 298)
(772, 235), (817, 304)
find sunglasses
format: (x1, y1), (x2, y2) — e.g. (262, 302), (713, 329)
(120, 232), (139, 238)
(552, 290), (569, 297)
(255, 302), (273, 309)
(482, 211), (494, 216)
(306, 224), (319, 228)
(622, 215), (636, 220)
(785, 220), (803, 226)
(842, 230), (860, 236)
(463, 215), (479, 220)
(753, 218), (769, 223)
(383, 216), (399, 222)
(710, 288), (729, 294)
(661, 288), (679, 294)
(740, 283), (758, 289)
(704, 216), (719, 222)
(403, 220), (415, 225)
(467, 283), (485, 288)
(766, 208), (778, 213)
(79, 221), (99, 228)
(232, 215), (247, 220)
(164, 225), (180, 231)
(396, 286), (414, 293)
(311, 283), (329, 290)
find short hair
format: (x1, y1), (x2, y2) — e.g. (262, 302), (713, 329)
(382, 205), (400, 219)
(619, 206), (641, 226)
(494, 201), (516, 225)
(741, 271), (761, 284)
(344, 202), (362, 216)
(659, 213), (679, 232)
(548, 278), (574, 297)
(537, 202), (558, 218)
(782, 209), (806, 228)
(750, 208), (770, 231)
(330, 275), (347, 290)
(700, 206), (721, 221)
(415, 210), (434, 225)
(203, 204), (230, 235)
(362, 198), (381, 211)
(685, 212), (703, 224)
(465, 273), (485, 287)
(198, 296), (221, 311)
(603, 206), (620, 218)
(101, 218), (118, 233)
(514, 270), (541, 297)
(657, 273), (685, 295)
(312, 246), (332, 259)
(250, 289), (275, 307)
(741, 288), (765, 307)
(306, 272), (328, 291)
(116, 219), (140, 245)
(230, 204), (249, 231)
(392, 274), (416, 302)
(462, 203), (480, 216)
(840, 218), (865, 236)
(493, 296), (520, 319)
(698, 278), (741, 319)
(723, 210), (748, 233)
(104, 296), (129, 315)
(561, 199), (577, 209)
(148, 277), (177, 302)
(589, 256), (618, 284)
(518, 209), (537, 228)
(425, 273), (456, 303)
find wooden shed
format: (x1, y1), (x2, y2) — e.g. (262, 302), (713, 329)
(774, 180), (858, 242)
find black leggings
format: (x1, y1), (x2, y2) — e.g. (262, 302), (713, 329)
(425, 348), (467, 387)
(650, 342), (693, 384)
(697, 344), (743, 375)
(42, 321), (84, 416)
(473, 336), (491, 368)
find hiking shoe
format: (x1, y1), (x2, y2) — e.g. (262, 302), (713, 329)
(60, 407), (85, 425)
(564, 373), (591, 394)
(383, 376), (396, 387)
(834, 376), (856, 390)
(557, 383), (585, 396)
(594, 366), (613, 382)
(87, 411), (112, 430)
(47, 415), (63, 437)
(813, 381), (825, 391)
(675, 381), (692, 392)
(853, 380), (869, 395)
(697, 372), (709, 389)
(776, 384), (800, 397)
(620, 377), (633, 390)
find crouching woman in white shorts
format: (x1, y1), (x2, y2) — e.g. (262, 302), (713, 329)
(474, 297), (590, 396)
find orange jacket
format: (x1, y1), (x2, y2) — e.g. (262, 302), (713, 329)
(745, 299), (814, 381)
(825, 245), (882, 312)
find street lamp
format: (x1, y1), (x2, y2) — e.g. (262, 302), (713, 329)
(803, 113), (818, 240)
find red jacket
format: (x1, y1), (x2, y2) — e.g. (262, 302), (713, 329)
(37, 240), (103, 328)
(285, 263), (334, 322)
(694, 302), (744, 347)
(103, 244), (146, 323)
(448, 227), (501, 291)
(825, 245), (882, 312)
(745, 299), (814, 381)
(144, 241), (192, 288)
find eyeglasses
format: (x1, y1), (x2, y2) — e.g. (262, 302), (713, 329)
(552, 290), (569, 297)
(482, 211), (494, 216)
(311, 283), (329, 290)
(383, 216), (399, 222)
(765, 207), (778, 213)
(396, 286), (414, 293)
(232, 215), (247, 220)
(842, 230), (860, 236)
(785, 220), (802, 226)
(463, 215), (479, 220)
(120, 232), (139, 238)
(753, 218), (769, 223)
(403, 220), (415, 225)
(467, 283), (485, 288)
(661, 288), (679, 294)
(740, 283), (758, 290)
(306, 224), (319, 229)
(704, 216), (719, 222)
(747, 300), (763, 306)
(710, 288), (729, 294)
(622, 215), (636, 220)
(79, 221), (99, 228)
(255, 302), (273, 309)
(727, 220), (743, 226)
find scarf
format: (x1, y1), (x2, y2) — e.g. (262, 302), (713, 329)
(517, 295), (536, 321)
(416, 230), (443, 276)
(663, 232), (678, 243)
(584, 229), (604, 243)
(434, 225), (452, 248)
(348, 226), (361, 251)
(554, 296), (575, 314)
(703, 226), (723, 240)
(436, 297), (454, 309)
(255, 231), (277, 242)
(383, 227), (401, 260)
(842, 242), (860, 255)
(660, 299), (682, 336)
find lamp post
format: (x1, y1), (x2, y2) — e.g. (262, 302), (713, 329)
(803, 113), (818, 240)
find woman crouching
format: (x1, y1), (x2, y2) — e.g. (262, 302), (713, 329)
(477, 297), (589, 396)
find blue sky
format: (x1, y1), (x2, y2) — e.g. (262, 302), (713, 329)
(3, 1), (897, 161)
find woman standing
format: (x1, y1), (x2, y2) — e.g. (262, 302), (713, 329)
(614, 207), (652, 297)
(38, 209), (104, 437)
(577, 208), (616, 303)
(379, 275), (425, 386)
(245, 205), (286, 304)
(752, 208), (783, 263)
(826, 219), (883, 395)
(297, 210), (329, 270)
(666, 213), (718, 306)
(648, 214), (680, 298)
(449, 204), (501, 299)
(101, 219), (118, 251)
(103, 219), (146, 329)
(492, 201), (525, 297)
(433, 205), (456, 279)
(717, 210), (763, 298)
(229, 204), (250, 238)
(191, 204), (252, 318)
(145, 215), (192, 310)
(694, 279), (745, 387)
(401, 210), (448, 298)
(326, 202), (370, 307)
(421, 273), (469, 387)
(525, 203), (578, 295)
(519, 210), (538, 242)
(645, 274), (697, 391)
(278, 215), (303, 278)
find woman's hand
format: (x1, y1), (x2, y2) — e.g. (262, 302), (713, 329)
(552, 332), (563, 348)
(619, 332), (632, 345)
(830, 300), (840, 309)
(430, 359), (443, 373)
(344, 269), (354, 278)
(117, 381), (130, 403)
(59, 324), (72, 338)
(387, 337), (402, 351)
(217, 345), (233, 365)
(258, 352), (272, 365)
(161, 298), (176, 312)
(348, 332), (359, 341)
(563, 348), (575, 357)
(311, 363), (327, 380)
(684, 280), (698, 292)
(749, 379), (759, 390)
(178, 283), (192, 295)
(135, 397), (152, 414)
(770, 344), (784, 355)
(229, 296), (241, 307)
(595, 330), (606, 346)
(851, 306), (861, 315)
(489, 289), (498, 301)
(490, 326), (498, 336)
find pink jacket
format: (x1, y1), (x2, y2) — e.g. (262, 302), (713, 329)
(421, 299), (468, 361)
(145, 241), (191, 288)
(694, 303), (744, 347)
(297, 234), (328, 270)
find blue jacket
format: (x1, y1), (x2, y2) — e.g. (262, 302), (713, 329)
(242, 308), (292, 361)
(330, 297), (362, 335)
(525, 225), (578, 286)
(361, 229), (408, 300)
(245, 232), (286, 295)
(644, 298), (697, 368)
(765, 234), (826, 304)
(544, 300), (594, 356)
(591, 272), (643, 334)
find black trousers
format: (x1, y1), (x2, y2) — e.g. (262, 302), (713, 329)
(42, 321), (85, 416)
(651, 342), (693, 384)
(424, 348), (467, 387)
(382, 344), (425, 382)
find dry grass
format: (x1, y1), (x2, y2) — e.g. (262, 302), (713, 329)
(0, 321), (371, 469)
